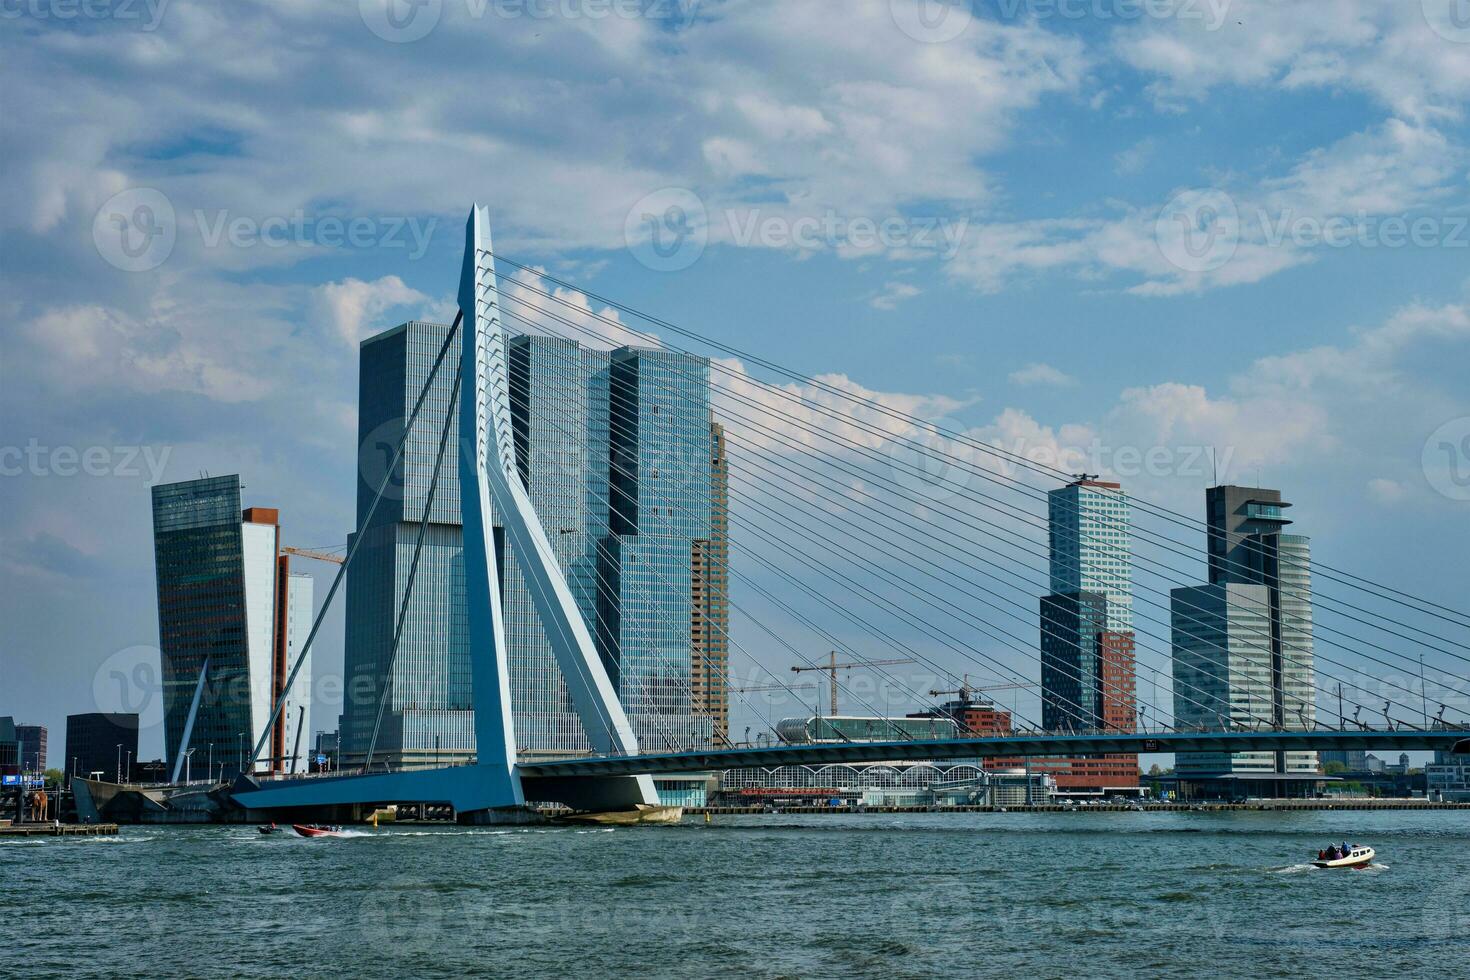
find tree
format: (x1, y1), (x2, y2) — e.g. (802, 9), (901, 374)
(43, 768), (64, 788)
(1323, 761), (1347, 775)
(1148, 764), (1163, 776)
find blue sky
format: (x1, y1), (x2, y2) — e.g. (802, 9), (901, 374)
(3, 0), (1470, 764)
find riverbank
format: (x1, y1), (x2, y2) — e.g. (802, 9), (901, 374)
(694, 799), (1470, 814)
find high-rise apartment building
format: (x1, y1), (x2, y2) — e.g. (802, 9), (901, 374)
(691, 422), (730, 744)
(1038, 478), (1138, 792)
(341, 323), (722, 767)
(151, 477), (314, 778)
(1170, 485), (1316, 780)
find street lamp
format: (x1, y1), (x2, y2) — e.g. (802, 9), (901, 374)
(116, 743), (122, 783)
(184, 747), (197, 784)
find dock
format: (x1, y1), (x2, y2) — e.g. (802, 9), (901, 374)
(0, 823), (119, 837)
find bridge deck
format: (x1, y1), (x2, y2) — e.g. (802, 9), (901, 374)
(518, 730), (1470, 778)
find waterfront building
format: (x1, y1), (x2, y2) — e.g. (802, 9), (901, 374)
(340, 323), (721, 769)
(1038, 478), (1138, 791)
(715, 762), (1053, 807)
(0, 718), (18, 776)
(151, 478), (314, 778)
(1171, 485), (1317, 782)
(1427, 745), (1470, 802)
(64, 713), (139, 782)
(16, 723), (46, 772)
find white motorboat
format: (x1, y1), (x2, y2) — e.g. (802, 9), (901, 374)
(1312, 844), (1375, 869)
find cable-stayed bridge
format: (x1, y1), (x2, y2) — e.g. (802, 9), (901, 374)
(231, 205), (1470, 819)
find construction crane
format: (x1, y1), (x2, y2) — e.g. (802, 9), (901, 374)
(929, 674), (1037, 704)
(281, 546), (346, 565)
(791, 652), (915, 717)
(732, 682), (816, 695)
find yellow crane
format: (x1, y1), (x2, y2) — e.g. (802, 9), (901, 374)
(281, 546), (346, 565)
(791, 652), (915, 717)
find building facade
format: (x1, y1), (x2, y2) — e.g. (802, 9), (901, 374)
(152, 478), (313, 778)
(1173, 485), (1317, 778)
(16, 724), (46, 773)
(0, 718), (17, 776)
(1038, 478), (1138, 791)
(691, 421), (730, 745)
(341, 323), (722, 768)
(64, 713), (139, 782)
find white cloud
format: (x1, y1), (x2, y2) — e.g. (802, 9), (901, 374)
(312, 276), (434, 347)
(1367, 478), (1409, 504)
(1009, 363), (1075, 387)
(869, 281), (921, 310)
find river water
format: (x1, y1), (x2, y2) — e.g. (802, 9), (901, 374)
(4, 810), (1467, 978)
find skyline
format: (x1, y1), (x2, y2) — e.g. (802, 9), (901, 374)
(5, 2), (1470, 765)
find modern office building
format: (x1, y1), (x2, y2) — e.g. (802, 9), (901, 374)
(600, 346), (715, 753)
(1038, 478), (1138, 792)
(1174, 485), (1317, 779)
(64, 713), (139, 782)
(340, 323), (722, 768)
(0, 718), (18, 776)
(16, 724), (46, 772)
(151, 478), (314, 779)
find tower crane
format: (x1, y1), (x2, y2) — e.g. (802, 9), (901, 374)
(281, 546), (346, 565)
(791, 652), (914, 717)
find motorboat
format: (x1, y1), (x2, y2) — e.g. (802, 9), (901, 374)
(1313, 844), (1375, 869)
(257, 822), (280, 835)
(292, 823), (347, 838)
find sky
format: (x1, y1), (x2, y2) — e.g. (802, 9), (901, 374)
(3, 0), (1470, 768)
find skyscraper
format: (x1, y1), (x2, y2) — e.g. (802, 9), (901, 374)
(1038, 478), (1138, 792)
(601, 347), (715, 753)
(341, 323), (721, 767)
(151, 478), (313, 778)
(1169, 485), (1316, 788)
(341, 321), (475, 769)
(691, 421), (730, 745)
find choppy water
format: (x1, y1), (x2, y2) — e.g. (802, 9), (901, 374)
(4, 811), (1468, 978)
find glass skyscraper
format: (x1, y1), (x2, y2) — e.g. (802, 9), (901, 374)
(341, 323), (720, 767)
(1038, 478), (1138, 792)
(151, 477), (308, 778)
(1172, 485), (1317, 778)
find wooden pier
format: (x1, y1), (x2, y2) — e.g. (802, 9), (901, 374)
(0, 822), (119, 837)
